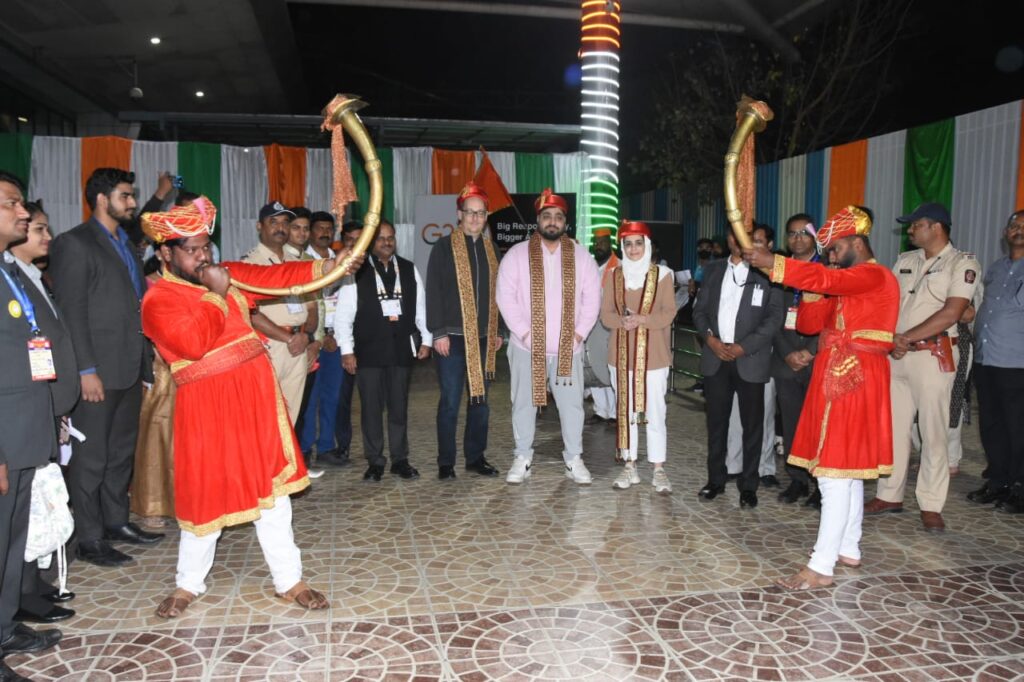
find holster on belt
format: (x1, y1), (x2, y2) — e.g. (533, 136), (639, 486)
(914, 334), (956, 372)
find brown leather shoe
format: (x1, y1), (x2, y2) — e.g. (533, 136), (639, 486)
(920, 511), (945, 532)
(864, 497), (903, 515)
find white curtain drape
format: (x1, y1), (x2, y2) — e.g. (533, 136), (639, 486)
(777, 154), (807, 231)
(130, 141), (178, 208)
(864, 130), (907, 269)
(952, 100), (1021, 270)
(392, 147), (433, 259)
(28, 136), (82, 236)
(304, 148), (333, 216)
(553, 152), (587, 195)
(220, 145), (268, 261)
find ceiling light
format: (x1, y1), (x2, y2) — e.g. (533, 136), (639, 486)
(150, 36), (161, 45)
(195, 90), (205, 98)
(17, 116), (28, 123)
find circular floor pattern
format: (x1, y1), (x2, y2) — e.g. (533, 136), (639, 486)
(14, 632), (204, 681)
(832, 574), (1024, 657)
(208, 622), (443, 680)
(446, 606), (670, 680)
(652, 590), (868, 680)
(973, 657), (1024, 681)
(235, 553), (336, 621)
(983, 563), (1024, 598)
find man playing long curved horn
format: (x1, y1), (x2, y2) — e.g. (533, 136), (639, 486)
(139, 199), (362, 618)
(742, 206), (899, 590)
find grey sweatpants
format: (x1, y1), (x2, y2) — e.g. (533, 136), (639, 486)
(508, 343), (585, 464)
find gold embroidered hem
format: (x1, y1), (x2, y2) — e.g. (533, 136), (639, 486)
(176, 477), (310, 537)
(787, 454), (894, 480)
(200, 292), (229, 315)
(771, 254), (786, 284)
(527, 234), (575, 406)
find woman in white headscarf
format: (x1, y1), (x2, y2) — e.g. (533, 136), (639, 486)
(600, 221), (677, 492)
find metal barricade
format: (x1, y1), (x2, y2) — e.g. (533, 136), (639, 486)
(669, 325), (702, 394)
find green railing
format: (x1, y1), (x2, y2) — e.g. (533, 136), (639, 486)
(669, 325), (703, 394)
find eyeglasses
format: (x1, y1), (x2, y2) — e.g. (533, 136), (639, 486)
(460, 209), (487, 219)
(787, 231), (812, 238)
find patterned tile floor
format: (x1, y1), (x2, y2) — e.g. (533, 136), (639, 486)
(9, 363), (1024, 681)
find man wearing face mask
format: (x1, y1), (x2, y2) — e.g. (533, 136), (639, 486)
(497, 189), (601, 485)
(50, 168), (160, 569)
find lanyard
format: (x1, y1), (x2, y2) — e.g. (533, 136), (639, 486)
(372, 256), (401, 300)
(2, 266), (40, 334)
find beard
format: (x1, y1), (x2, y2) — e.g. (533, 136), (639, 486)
(594, 248), (610, 264)
(539, 224), (567, 241)
(109, 206), (136, 227)
(837, 250), (857, 269)
(169, 262), (202, 285)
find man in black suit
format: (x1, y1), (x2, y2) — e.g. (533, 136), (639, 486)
(772, 214), (823, 507)
(693, 226), (784, 508)
(9, 200), (79, 624)
(49, 168), (162, 569)
(0, 171), (62, 681)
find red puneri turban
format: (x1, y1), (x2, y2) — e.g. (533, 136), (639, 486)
(618, 220), (651, 240)
(457, 181), (488, 210)
(815, 206), (872, 249)
(141, 196), (217, 244)
(534, 188), (568, 215)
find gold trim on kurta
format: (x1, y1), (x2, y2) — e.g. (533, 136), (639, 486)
(787, 454), (893, 480)
(770, 254), (786, 284)
(200, 292), (229, 316)
(802, 293), (823, 303)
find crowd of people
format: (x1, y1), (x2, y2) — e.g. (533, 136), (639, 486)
(0, 163), (1022, 680)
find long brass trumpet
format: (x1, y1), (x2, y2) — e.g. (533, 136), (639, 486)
(723, 97), (773, 250)
(230, 94), (381, 296)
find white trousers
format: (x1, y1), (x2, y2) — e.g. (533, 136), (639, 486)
(727, 378), (776, 475)
(608, 366), (669, 463)
(176, 495), (303, 595)
(590, 386), (616, 420)
(808, 477), (864, 577)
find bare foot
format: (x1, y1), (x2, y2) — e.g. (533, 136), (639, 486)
(776, 566), (834, 591)
(155, 588), (196, 618)
(276, 580), (330, 610)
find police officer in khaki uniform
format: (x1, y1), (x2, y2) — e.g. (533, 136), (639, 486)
(866, 203), (981, 532)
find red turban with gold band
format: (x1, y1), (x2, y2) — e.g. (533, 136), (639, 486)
(815, 206), (872, 249)
(618, 220), (651, 240)
(141, 196), (217, 244)
(534, 188), (568, 215)
(457, 181), (488, 210)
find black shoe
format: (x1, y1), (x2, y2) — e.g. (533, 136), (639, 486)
(0, 623), (62, 655)
(390, 460), (420, 480)
(740, 491), (759, 509)
(438, 465), (457, 481)
(0, 659), (31, 682)
(995, 485), (1024, 514)
(77, 540), (134, 567)
(760, 475), (780, 488)
(687, 382), (704, 393)
(804, 487), (822, 509)
(698, 484), (725, 501)
(778, 482), (809, 504)
(41, 588), (75, 603)
(585, 413), (607, 425)
(104, 522), (165, 545)
(363, 464), (384, 482)
(465, 458), (499, 477)
(967, 483), (1010, 505)
(14, 604), (75, 624)
(317, 449), (351, 467)
(725, 473), (739, 482)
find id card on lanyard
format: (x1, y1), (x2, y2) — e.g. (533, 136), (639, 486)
(374, 257), (402, 321)
(2, 266), (56, 381)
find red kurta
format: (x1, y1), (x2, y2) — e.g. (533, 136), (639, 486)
(769, 256), (899, 479)
(141, 261), (324, 536)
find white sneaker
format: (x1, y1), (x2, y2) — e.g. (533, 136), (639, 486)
(613, 463), (641, 490)
(307, 467), (325, 480)
(652, 468), (672, 494)
(565, 456), (592, 485)
(506, 457), (532, 484)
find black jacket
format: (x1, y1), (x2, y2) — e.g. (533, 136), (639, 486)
(353, 255), (420, 367)
(425, 232), (498, 340)
(49, 220), (153, 389)
(770, 281), (820, 381)
(20, 266), (80, 417)
(692, 258), (785, 383)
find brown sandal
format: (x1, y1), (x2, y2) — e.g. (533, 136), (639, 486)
(776, 567), (834, 591)
(275, 580), (329, 610)
(155, 588), (196, 619)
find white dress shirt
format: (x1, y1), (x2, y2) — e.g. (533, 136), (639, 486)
(717, 258), (748, 344)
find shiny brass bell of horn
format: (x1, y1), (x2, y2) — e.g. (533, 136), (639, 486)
(228, 94), (382, 297)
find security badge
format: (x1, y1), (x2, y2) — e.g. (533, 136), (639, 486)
(28, 336), (56, 381)
(381, 298), (402, 320)
(784, 307), (799, 330)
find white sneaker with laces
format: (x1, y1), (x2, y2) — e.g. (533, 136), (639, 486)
(652, 468), (672, 494)
(506, 457), (531, 484)
(613, 463), (641, 490)
(307, 467), (325, 480)
(564, 456), (592, 485)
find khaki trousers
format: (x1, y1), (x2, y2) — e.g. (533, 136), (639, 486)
(878, 347), (958, 512)
(267, 340), (309, 425)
